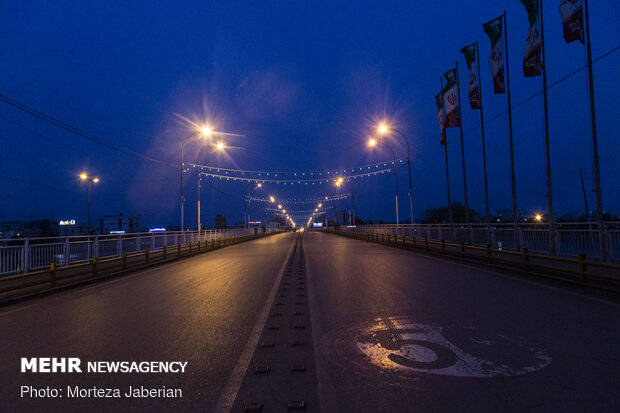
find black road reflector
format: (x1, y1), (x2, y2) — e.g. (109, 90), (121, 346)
(244, 402), (262, 411)
(288, 400), (306, 410)
(290, 363), (306, 372)
(255, 365), (270, 374)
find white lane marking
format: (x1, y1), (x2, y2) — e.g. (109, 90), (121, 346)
(304, 233), (338, 413)
(214, 233), (298, 413)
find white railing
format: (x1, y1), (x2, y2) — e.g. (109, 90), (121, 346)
(339, 222), (620, 262)
(0, 228), (256, 276)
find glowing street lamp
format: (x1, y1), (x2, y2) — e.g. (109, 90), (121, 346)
(270, 196), (275, 203)
(535, 214), (542, 222)
(80, 172), (99, 235)
(377, 122), (414, 225)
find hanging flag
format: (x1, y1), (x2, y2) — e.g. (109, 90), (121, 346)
(442, 69), (461, 128)
(558, 0), (584, 44)
(435, 92), (446, 145)
(521, 0), (543, 77)
(459, 43), (481, 109)
(483, 16), (505, 93)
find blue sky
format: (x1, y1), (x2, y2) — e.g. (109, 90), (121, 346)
(1, 1), (619, 229)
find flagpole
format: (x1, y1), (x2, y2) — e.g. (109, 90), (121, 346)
(476, 41), (491, 246)
(455, 60), (471, 243)
(539, 0), (557, 255)
(442, 77), (454, 241)
(503, 11), (521, 251)
(584, 0), (607, 261)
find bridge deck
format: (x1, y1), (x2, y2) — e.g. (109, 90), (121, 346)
(1, 232), (618, 412)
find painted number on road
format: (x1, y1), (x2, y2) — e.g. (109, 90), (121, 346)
(355, 317), (551, 378)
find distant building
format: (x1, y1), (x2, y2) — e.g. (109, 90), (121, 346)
(98, 214), (140, 234)
(59, 222), (89, 236)
(0, 219), (57, 239)
(214, 214), (227, 229)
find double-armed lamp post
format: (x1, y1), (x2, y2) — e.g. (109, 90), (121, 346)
(368, 138), (399, 225)
(377, 124), (414, 225)
(244, 182), (262, 228)
(180, 127), (227, 231)
(80, 172), (99, 235)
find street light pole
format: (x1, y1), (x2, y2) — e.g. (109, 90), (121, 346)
(244, 183), (262, 228)
(197, 169), (201, 231)
(88, 181), (92, 234)
(80, 173), (99, 235)
(180, 132), (198, 232)
(390, 129), (413, 225)
(179, 127), (214, 232)
(374, 141), (399, 225)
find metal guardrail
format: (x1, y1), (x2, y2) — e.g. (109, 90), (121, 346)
(325, 229), (620, 291)
(0, 231), (284, 303)
(0, 228), (264, 276)
(339, 222), (620, 262)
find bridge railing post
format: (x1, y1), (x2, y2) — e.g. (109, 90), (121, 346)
(94, 235), (99, 259)
(23, 239), (30, 274)
(64, 237), (70, 266)
(117, 234), (122, 258)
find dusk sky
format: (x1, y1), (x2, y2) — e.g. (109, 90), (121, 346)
(1, 1), (619, 229)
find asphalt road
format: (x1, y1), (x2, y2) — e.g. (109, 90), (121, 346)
(1, 231), (619, 412)
(0, 232), (296, 413)
(303, 232), (620, 412)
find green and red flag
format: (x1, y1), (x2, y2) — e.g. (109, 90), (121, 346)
(483, 16), (505, 94)
(459, 43), (481, 110)
(558, 0), (584, 44)
(435, 92), (446, 145)
(521, 0), (543, 77)
(442, 69), (461, 128)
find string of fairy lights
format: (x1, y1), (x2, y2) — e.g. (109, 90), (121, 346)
(261, 196), (336, 228)
(249, 194), (350, 204)
(186, 159), (405, 176)
(181, 159), (405, 228)
(198, 169), (392, 184)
